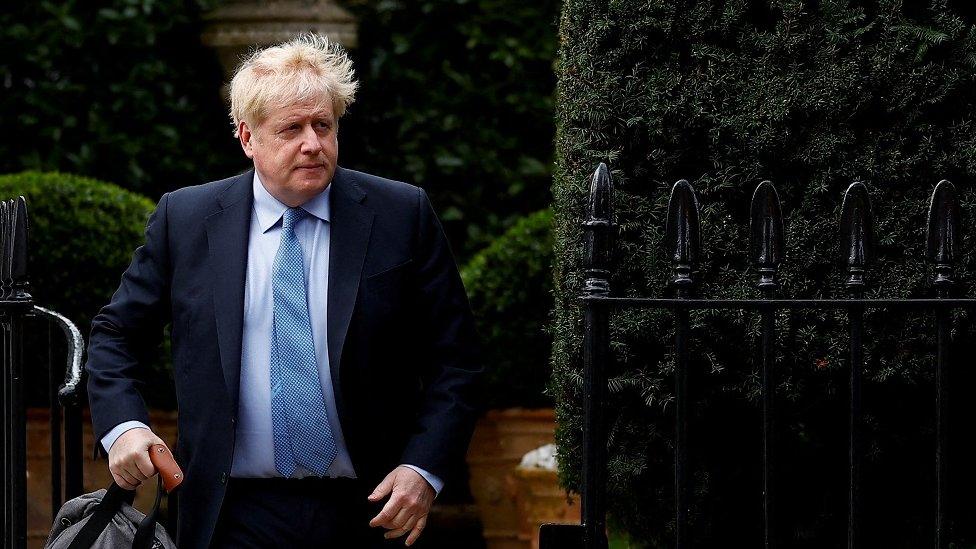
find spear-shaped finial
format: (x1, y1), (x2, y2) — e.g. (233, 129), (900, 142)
(750, 181), (785, 290)
(666, 180), (700, 288)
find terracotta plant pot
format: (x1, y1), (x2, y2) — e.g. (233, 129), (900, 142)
(512, 446), (581, 549)
(466, 408), (557, 549)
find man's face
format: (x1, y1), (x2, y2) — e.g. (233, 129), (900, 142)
(239, 99), (338, 207)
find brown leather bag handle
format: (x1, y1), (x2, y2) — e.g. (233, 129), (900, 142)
(148, 443), (184, 493)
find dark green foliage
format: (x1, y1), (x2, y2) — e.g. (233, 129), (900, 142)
(552, 1), (976, 546)
(0, 0), (243, 199)
(0, 172), (154, 329)
(338, 0), (559, 259)
(462, 209), (554, 409)
(0, 172), (173, 406)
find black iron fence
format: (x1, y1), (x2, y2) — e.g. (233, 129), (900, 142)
(541, 165), (974, 549)
(1, 197), (85, 549)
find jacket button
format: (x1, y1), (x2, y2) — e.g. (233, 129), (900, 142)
(219, 472), (228, 484)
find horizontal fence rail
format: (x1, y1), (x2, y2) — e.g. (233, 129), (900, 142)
(541, 167), (968, 549)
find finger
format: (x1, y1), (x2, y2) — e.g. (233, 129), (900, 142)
(405, 515), (427, 546)
(384, 514), (419, 540)
(369, 497), (400, 528)
(400, 514), (419, 533)
(112, 471), (138, 490)
(116, 469), (141, 489)
(133, 450), (156, 479)
(368, 471), (396, 502)
(387, 506), (412, 530)
(125, 459), (149, 481)
(384, 526), (408, 540)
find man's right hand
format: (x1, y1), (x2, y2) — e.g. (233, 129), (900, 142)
(108, 427), (166, 490)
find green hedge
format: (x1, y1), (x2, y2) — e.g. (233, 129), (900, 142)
(462, 209), (554, 409)
(0, 172), (154, 328)
(0, 0), (241, 199)
(0, 172), (173, 406)
(552, 1), (976, 546)
(339, 0), (559, 259)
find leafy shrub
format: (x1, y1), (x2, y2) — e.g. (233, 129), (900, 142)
(0, 172), (173, 407)
(339, 0), (559, 259)
(552, 1), (976, 546)
(0, 0), (242, 199)
(462, 209), (553, 409)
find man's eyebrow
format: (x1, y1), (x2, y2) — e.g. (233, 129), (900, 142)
(275, 113), (334, 124)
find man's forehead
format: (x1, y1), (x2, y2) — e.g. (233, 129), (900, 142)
(270, 100), (335, 121)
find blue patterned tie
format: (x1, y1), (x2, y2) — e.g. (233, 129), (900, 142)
(270, 207), (337, 477)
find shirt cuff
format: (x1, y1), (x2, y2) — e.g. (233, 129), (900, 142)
(401, 464), (444, 497)
(100, 420), (151, 454)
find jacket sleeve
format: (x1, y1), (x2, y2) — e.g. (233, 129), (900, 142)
(399, 188), (484, 481)
(85, 192), (172, 457)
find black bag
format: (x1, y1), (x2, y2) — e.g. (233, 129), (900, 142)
(45, 444), (183, 549)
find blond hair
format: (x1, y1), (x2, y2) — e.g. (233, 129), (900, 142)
(229, 33), (358, 137)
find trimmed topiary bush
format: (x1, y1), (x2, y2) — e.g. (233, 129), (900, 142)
(552, 1), (976, 546)
(0, 172), (155, 329)
(462, 209), (554, 409)
(0, 172), (173, 406)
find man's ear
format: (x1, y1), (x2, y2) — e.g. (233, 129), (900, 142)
(239, 121), (254, 159)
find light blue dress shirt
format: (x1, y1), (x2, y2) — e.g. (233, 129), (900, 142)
(101, 171), (442, 494)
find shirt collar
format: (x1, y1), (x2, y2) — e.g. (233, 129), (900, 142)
(252, 170), (332, 233)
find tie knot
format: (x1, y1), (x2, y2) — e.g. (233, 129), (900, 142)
(282, 207), (307, 231)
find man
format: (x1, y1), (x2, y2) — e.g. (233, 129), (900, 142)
(85, 33), (482, 547)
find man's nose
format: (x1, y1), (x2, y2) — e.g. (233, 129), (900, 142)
(299, 125), (323, 154)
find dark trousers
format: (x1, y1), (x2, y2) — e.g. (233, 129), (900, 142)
(211, 477), (392, 548)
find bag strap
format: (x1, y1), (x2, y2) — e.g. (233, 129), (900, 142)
(132, 476), (164, 549)
(65, 483), (131, 549)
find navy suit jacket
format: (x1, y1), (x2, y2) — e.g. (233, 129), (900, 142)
(85, 167), (483, 548)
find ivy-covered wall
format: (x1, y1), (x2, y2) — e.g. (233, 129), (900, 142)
(552, 1), (976, 546)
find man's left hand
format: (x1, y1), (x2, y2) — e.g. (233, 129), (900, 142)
(368, 465), (435, 546)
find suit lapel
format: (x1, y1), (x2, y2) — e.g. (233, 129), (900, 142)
(204, 170), (254, 415)
(327, 167), (374, 420)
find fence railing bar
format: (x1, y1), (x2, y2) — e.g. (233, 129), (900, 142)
(1, 200), (8, 549)
(760, 304), (776, 548)
(841, 181), (873, 549)
(2, 319), (9, 548)
(667, 179), (700, 549)
(674, 303), (690, 549)
(1, 200), (7, 549)
(847, 303), (864, 549)
(4, 317), (26, 549)
(934, 298), (950, 549)
(926, 179), (959, 549)
(582, 297), (976, 310)
(581, 163), (613, 549)
(751, 180), (784, 549)
(48, 320), (62, 519)
(2, 196), (31, 549)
